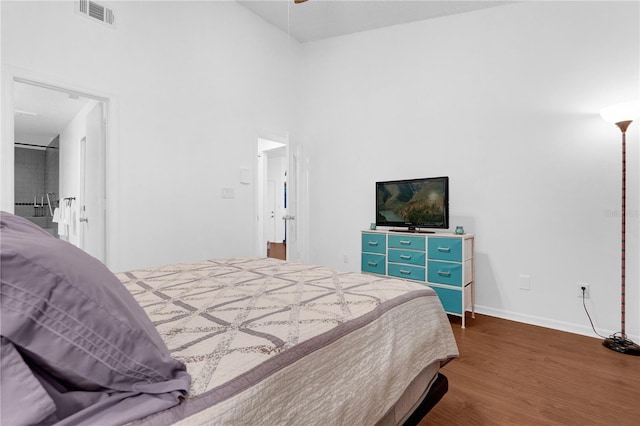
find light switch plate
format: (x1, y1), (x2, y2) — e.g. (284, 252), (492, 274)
(221, 188), (235, 199)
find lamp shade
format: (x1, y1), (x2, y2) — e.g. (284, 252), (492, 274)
(600, 100), (640, 125)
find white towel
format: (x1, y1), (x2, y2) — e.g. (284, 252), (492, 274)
(61, 202), (71, 225)
(59, 209), (67, 237)
(52, 207), (66, 236)
(69, 206), (76, 236)
(52, 208), (61, 223)
(56, 200), (73, 238)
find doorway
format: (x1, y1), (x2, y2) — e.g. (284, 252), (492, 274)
(255, 134), (308, 263)
(11, 79), (108, 264)
(257, 137), (287, 260)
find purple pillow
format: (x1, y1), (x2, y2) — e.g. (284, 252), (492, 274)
(1, 337), (56, 425)
(0, 212), (190, 424)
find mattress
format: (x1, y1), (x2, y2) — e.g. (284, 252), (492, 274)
(118, 257), (459, 425)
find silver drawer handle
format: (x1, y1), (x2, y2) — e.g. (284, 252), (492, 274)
(368, 261), (378, 266)
(400, 254), (411, 260)
(368, 241), (379, 246)
(437, 247), (451, 253)
(437, 271), (451, 277)
(400, 240), (411, 245)
(400, 269), (411, 275)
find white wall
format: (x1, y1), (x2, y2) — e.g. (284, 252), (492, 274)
(299, 1), (639, 340)
(1, 1), (299, 271)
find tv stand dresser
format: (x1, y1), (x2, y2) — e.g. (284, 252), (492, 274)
(361, 230), (475, 328)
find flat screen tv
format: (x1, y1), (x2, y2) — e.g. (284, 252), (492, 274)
(376, 177), (449, 232)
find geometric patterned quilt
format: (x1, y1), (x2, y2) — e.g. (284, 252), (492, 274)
(118, 257), (458, 424)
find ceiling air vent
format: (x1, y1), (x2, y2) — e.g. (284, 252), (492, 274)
(76, 0), (115, 27)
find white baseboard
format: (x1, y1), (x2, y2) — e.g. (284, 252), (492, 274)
(473, 305), (640, 343)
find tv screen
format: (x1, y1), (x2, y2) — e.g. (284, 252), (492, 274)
(376, 177), (449, 230)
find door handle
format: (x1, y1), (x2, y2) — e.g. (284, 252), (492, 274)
(79, 217), (88, 223)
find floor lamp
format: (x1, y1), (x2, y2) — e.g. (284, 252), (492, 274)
(600, 100), (640, 356)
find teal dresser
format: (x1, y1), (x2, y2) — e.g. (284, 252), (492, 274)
(361, 230), (475, 328)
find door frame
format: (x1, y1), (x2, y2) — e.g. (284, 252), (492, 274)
(1, 66), (119, 268)
(253, 131), (309, 263)
(255, 133), (288, 258)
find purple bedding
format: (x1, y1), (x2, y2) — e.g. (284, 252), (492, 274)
(0, 212), (190, 425)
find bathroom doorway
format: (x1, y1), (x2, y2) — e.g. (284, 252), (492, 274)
(255, 134), (308, 263)
(257, 137), (287, 260)
(11, 79), (108, 264)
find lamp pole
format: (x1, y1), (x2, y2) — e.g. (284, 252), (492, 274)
(616, 120), (629, 339)
(600, 103), (640, 355)
(602, 116), (640, 356)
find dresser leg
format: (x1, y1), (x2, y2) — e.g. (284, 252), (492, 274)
(471, 280), (476, 319)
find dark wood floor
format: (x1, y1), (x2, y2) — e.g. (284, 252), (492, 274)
(421, 314), (640, 426)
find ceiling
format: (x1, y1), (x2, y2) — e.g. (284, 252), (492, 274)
(14, 82), (91, 148)
(237, 0), (514, 43)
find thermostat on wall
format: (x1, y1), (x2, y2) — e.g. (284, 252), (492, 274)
(239, 167), (251, 184)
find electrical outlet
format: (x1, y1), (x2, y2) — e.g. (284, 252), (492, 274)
(343, 254), (349, 263)
(577, 283), (590, 298)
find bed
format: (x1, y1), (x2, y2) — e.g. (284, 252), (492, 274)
(1, 211), (458, 426)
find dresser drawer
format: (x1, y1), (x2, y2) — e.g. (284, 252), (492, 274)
(428, 260), (463, 286)
(388, 249), (426, 266)
(361, 233), (386, 254)
(388, 234), (426, 251)
(431, 286), (462, 315)
(362, 253), (386, 275)
(388, 263), (426, 281)
(428, 237), (462, 262)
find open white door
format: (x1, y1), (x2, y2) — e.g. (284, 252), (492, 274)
(285, 139), (308, 263)
(79, 102), (106, 263)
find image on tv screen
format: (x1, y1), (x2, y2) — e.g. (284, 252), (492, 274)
(377, 180), (447, 226)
